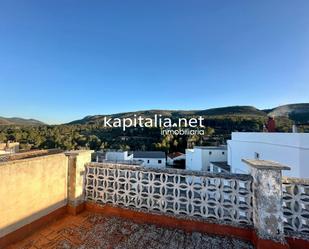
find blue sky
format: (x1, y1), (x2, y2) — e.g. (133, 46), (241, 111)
(0, 1), (308, 124)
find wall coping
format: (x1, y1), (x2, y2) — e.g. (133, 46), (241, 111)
(86, 162), (252, 181)
(242, 159), (291, 171)
(65, 150), (94, 157)
(0, 152), (66, 166)
(282, 176), (309, 185)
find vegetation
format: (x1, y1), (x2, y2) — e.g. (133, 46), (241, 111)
(0, 104), (308, 153)
(0, 117), (44, 126)
(0, 116), (306, 153)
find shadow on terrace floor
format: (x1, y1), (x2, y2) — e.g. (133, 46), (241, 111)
(6, 211), (254, 249)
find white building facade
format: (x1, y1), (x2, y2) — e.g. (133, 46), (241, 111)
(0, 142), (19, 155)
(227, 132), (309, 178)
(105, 151), (133, 161)
(185, 146), (227, 171)
(94, 151), (137, 164)
(133, 151), (166, 168)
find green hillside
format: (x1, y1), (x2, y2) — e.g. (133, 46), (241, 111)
(0, 117), (45, 126)
(267, 103), (309, 123)
(68, 105), (268, 125)
(0, 103), (308, 153)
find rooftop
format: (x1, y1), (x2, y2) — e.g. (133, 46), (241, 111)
(210, 161), (231, 171)
(133, 151), (166, 158)
(0, 149), (63, 162)
(194, 146), (227, 150)
(2, 150), (308, 249)
(167, 152), (184, 159)
(6, 211), (253, 249)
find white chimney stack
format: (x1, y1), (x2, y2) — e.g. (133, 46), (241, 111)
(292, 124), (298, 133)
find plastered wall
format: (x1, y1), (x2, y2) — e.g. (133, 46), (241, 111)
(0, 153), (68, 237)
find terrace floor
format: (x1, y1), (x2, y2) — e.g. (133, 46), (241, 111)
(6, 211), (254, 249)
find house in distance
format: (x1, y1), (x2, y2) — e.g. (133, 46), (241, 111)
(133, 151), (166, 168)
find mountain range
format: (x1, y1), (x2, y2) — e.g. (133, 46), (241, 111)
(0, 117), (45, 126)
(1, 103), (308, 126)
(69, 103), (309, 125)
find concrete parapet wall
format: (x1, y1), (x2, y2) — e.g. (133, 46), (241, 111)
(85, 162), (253, 226)
(0, 153), (68, 237)
(65, 150), (93, 208)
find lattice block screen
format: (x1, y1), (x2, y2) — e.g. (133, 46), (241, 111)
(283, 181), (309, 236)
(85, 164), (253, 225)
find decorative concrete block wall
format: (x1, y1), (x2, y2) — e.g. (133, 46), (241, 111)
(85, 163), (253, 226)
(86, 160), (309, 245)
(282, 177), (309, 239)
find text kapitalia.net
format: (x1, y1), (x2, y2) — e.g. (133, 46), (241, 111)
(103, 114), (205, 131)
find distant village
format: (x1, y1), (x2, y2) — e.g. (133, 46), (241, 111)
(3, 117), (308, 178)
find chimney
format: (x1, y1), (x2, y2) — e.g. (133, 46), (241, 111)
(292, 124), (298, 133)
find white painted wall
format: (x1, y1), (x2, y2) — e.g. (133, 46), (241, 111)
(134, 157), (166, 168)
(185, 147), (227, 171)
(185, 149), (199, 171)
(105, 151), (133, 161)
(228, 132), (309, 177)
(0, 142), (19, 154)
(0, 151), (10, 155)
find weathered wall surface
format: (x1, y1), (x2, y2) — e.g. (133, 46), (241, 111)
(0, 153), (68, 237)
(242, 159), (290, 242)
(251, 167), (284, 240)
(66, 150), (93, 207)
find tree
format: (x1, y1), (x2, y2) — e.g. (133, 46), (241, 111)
(87, 135), (101, 150)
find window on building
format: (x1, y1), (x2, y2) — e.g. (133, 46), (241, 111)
(147, 160), (150, 163)
(158, 160), (162, 164)
(222, 151), (225, 155)
(255, 152), (260, 159)
(209, 151), (212, 155)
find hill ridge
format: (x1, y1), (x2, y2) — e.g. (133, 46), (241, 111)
(68, 103), (309, 125)
(0, 116), (45, 126)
